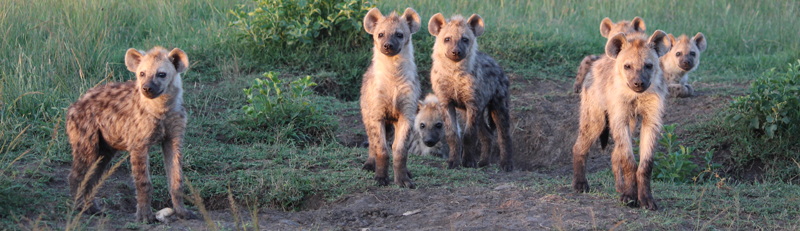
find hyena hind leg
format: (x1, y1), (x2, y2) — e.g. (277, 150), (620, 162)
(68, 138), (116, 215)
(572, 107), (606, 193)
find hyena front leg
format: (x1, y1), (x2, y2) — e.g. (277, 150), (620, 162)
(391, 116), (415, 188)
(668, 84), (693, 98)
(365, 119), (391, 186)
(161, 136), (197, 219)
(441, 103), (462, 169)
(609, 112), (639, 207)
(489, 101), (513, 172)
(131, 146), (156, 223)
(461, 106), (483, 168)
(572, 104), (606, 193)
(637, 112), (661, 210)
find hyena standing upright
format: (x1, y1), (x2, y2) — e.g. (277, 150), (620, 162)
(428, 13), (513, 171)
(67, 47), (195, 222)
(572, 31), (672, 210)
(359, 7), (421, 188)
(573, 17), (647, 93)
(661, 33), (707, 98)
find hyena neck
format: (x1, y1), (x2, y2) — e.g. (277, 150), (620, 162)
(372, 42), (417, 81)
(138, 74), (184, 116)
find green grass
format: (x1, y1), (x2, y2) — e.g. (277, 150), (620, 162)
(1, 0), (800, 229)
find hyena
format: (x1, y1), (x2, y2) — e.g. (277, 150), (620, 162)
(359, 7), (421, 188)
(67, 47), (195, 222)
(572, 30), (672, 210)
(408, 93), (462, 158)
(662, 33), (707, 98)
(573, 17), (647, 93)
(428, 13), (513, 171)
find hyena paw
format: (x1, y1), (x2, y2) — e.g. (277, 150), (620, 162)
(499, 160), (513, 172)
(374, 175), (390, 186)
(462, 158), (478, 168)
(78, 201), (105, 216)
(683, 84), (694, 97)
(174, 208), (198, 220)
(572, 180), (590, 193)
(639, 195), (658, 211)
(361, 162), (376, 172)
(573, 82), (583, 94)
(395, 172), (416, 189)
(136, 210), (157, 224)
(446, 159), (461, 169)
(619, 191), (639, 208)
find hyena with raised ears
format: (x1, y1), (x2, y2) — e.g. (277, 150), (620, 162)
(572, 31), (672, 210)
(573, 17), (647, 93)
(67, 47), (195, 223)
(428, 13), (513, 171)
(662, 33), (707, 98)
(359, 7), (421, 188)
(408, 93), (462, 158)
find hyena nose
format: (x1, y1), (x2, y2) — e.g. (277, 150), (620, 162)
(142, 84), (152, 93)
(451, 51), (461, 57)
(383, 43), (394, 50)
(682, 60), (693, 66)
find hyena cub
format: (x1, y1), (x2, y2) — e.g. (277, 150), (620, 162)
(67, 47), (195, 223)
(573, 17), (647, 93)
(428, 13), (513, 171)
(408, 94), (461, 158)
(662, 33), (707, 97)
(572, 31), (672, 210)
(359, 7), (421, 188)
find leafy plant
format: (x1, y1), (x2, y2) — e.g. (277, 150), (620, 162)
(230, 0), (376, 47)
(726, 60), (800, 138)
(635, 124), (721, 184)
(240, 71), (336, 144)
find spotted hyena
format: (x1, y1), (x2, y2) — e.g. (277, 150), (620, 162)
(408, 93), (462, 158)
(359, 7), (421, 188)
(67, 47), (195, 223)
(571, 30), (672, 210)
(428, 13), (513, 171)
(573, 17), (647, 93)
(662, 33), (707, 97)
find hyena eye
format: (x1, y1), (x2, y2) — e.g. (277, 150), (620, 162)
(140, 72), (145, 77)
(157, 72), (167, 78)
(419, 123), (426, 129)
(378, 33), (384, 38)
(444, 37), (451, 42)
(435, 123), (443, 129)
(645, 63), (653, 69)
(689, 51), (696, 56)
(675, 52), (682, 57)
(396, 33), (403, 38)
(624, 64), (632, 70)
(461, 38), (469, 43)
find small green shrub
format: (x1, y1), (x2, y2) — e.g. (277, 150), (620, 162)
(726, 60), (800, 138)
(230, 0), (376, 47)
(636, 124), (721, 184)
(239, 71), (337, 144)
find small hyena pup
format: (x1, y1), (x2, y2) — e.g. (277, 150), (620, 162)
(408, 93), (462, 158)
(359, 7), (421, 188)
(428, 13), (513, 171)
(572, 30), (672, 210)
(661, 33), (707, 98)
(67, 47), (195, 223)
(573, 17), (647, 93)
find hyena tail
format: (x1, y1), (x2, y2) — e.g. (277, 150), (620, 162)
(599, 114), (610, 150)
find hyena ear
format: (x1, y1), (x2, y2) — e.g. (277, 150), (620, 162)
(599, 17), (614, 38)
(667, 34), (677, 45)
(631, 16), (646, 32)
(648, 30), (671, 57)
(428, 13), (446, 36)
(125, 48), (143, 73)
(363, 8), (383, 35)
(402, 8), (421, 34)
(168, 48), (189, 73)
(417, 100), (424, 112)
(693, 32), (707, 52)
(467, 14), (485, 37)
(605, 33), (627, 59)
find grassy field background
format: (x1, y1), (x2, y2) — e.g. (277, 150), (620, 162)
(1, 0), (799, 229)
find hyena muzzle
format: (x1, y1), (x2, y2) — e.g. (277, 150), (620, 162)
(67, 47), (195, 223)
(662, 33), (707, 98)
(572, 30), (672, 210)
(573, 17), (647, 93)
(428, 13), (513, 172)
(359, 7), (421, 188)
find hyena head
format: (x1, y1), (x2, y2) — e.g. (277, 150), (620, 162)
(663, 33), (707, 72)
(415, 94), (445, 147)
(606, 30), (671, 93)
(125, 47), (189, 99)
(428, 13), (484, 62)
(363, 7), (421, 57)
(599, 17), (646, 38)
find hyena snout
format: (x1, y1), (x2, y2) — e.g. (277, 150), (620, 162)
(629, 76), (651, 93)
(446, 49), (463, 61)
(679, 58), (695, 71)
(423, 134), (440, 147)
(381, 41), (401, 56)
(141, 82), (162, 98)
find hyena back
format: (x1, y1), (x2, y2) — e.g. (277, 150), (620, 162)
(573, 17), (647, 93)
(408, 93), (462, 158)
(359, 7), (421, 188)
(572, 31), (672, 210)
(662, 33), (707, 98)
(67, 47), (194, 223)
(428, 13), (513, 171)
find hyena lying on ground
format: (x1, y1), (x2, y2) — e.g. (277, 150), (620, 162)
(662, 33), (707, 97)
(408, 93), (462, 158)
(428, 13), (513, 171)
(359, 7), (421, 188)
(67, 47), (195, 222)
(573, 17), (647, 93)
(572, 30), (672, 210)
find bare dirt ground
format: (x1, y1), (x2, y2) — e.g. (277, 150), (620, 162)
(48, 74), (742, 230)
